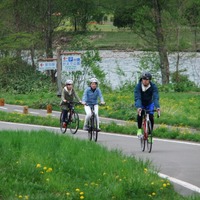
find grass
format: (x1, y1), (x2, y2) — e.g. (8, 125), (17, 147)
(0, 130), (198, 200)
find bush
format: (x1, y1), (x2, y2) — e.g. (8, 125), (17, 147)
(0, 56), (54, 94)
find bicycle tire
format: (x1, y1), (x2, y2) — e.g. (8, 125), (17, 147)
(147, 122), (153, 153)
(140, 119), (147, 151)
(68, 111), (79, 134)
(60, 112), (67, 133)
(92, 115), (98, 142)
(87, 119), (92, 141)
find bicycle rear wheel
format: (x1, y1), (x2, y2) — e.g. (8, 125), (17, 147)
(68, 111), (79, 134)
(92, 115), (98, 142)
(60, 112), (67, 133)
(88, 120), (92, 141)
(147, 122), (153, 153)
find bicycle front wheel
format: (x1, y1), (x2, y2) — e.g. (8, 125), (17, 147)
(92, 115), (98, 142)
(147, 122), (153, 153)
(60, 112), (67, 133)
(68, 111), (79, 134)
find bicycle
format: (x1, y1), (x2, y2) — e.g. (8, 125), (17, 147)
(139, 109), (160, 153)
(60, 101), (81, 134)
(87, 103), (104, 142)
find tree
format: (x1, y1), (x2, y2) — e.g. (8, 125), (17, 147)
(113, 0), (172, 84)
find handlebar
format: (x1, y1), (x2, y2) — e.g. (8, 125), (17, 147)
(138, 108), (160, 118)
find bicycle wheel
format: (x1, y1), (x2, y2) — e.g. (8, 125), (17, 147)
(92, 115), (98, 142)
(140, 119), (147, 151)
(147, 122), (153, 153)
(88, 120), (92, 141)
(68, 111), (79, 134)
(60, 112), (67, 133)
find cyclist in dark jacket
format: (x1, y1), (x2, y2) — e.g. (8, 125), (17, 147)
(134, 72), (160, 137)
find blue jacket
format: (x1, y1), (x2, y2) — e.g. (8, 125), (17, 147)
(134, 81), (160, 108)
(82, 87), (104, 106)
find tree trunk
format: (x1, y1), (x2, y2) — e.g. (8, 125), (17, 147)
(153, 0), (170, 84)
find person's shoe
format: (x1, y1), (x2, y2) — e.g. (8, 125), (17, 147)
(97, 128), (101, 132)
(83, 125), (89, 131)
(137, 129), (142, 138)
(62, 122), (67, 128)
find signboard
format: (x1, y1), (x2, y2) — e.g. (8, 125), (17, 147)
(38, 61), (57, 71)
(61, 54), (81, 72)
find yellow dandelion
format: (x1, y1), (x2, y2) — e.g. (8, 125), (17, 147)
(144, 168), (148, 173)
(18, 195), (23, 199)
(80, 192), (84, 195)
(152, 192), (156, 196)
(24, 195), (29, 200)
(167, 182), (170, 186)
(163, 183), (167, 187)
(36, 164), (41, 168)
(66, 192), (70, 196)
(43, 166), (47, 170)
(76, 188), (80, 192)
(80, 196), (84, 199)
(46, 167), (53, 172)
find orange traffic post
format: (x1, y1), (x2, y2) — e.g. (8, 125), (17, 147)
(47, 104), (52, 114)
(0, 98), (5, 106)
(23, 106), (28, 114)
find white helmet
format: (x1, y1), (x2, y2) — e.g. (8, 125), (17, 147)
(90, 77), (98, 84)
(65, 79), (73, 85)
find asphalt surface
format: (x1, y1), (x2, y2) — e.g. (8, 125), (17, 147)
(0, 104), (200, 197)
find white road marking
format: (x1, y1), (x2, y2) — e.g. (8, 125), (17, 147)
(14, 109), (23, 112)
(159, 173), (200, 193)
(0, 121), (200, 193)
(29, 111), (39, 115)
(0, 107), (7, 110)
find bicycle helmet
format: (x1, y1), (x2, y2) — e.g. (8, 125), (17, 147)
(141, 72), (152, 80)
(90, 77), (98, 84)
(65, 79), (73, 85)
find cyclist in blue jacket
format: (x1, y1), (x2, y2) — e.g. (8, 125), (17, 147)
(134, 72), (160, 138)
(82, 78), (105, 131)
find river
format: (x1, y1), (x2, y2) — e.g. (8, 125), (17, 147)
(98, 50), (200, 88)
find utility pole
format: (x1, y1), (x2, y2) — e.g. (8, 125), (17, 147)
(56, 46), (62, 97)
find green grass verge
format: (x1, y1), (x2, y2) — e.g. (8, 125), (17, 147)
(0, 130), (198, 199)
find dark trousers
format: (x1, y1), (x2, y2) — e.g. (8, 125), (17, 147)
(62, 110), (68, 123)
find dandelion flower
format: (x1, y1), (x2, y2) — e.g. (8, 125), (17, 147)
(80, 192), (84, 195)
(152, 192), (156, 196)
(18, 195), (23, 199)
(66, 192), (70, 196)
(80, 196), (84, 199)
(76, 188), (80, 192)
(163, 183), (167, 187)
(46, 167), (53, 172)
(24, 195), (29, 200)
(36, 164), (41, 168)
(43, 166), (47, 170)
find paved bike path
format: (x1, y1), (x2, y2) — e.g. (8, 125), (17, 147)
(0, 104), (199, 133)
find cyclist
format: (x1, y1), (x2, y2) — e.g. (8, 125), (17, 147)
(82, 78), (105, 131)
(60, 79), (81, 128)
(134, 72), (160, 138)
